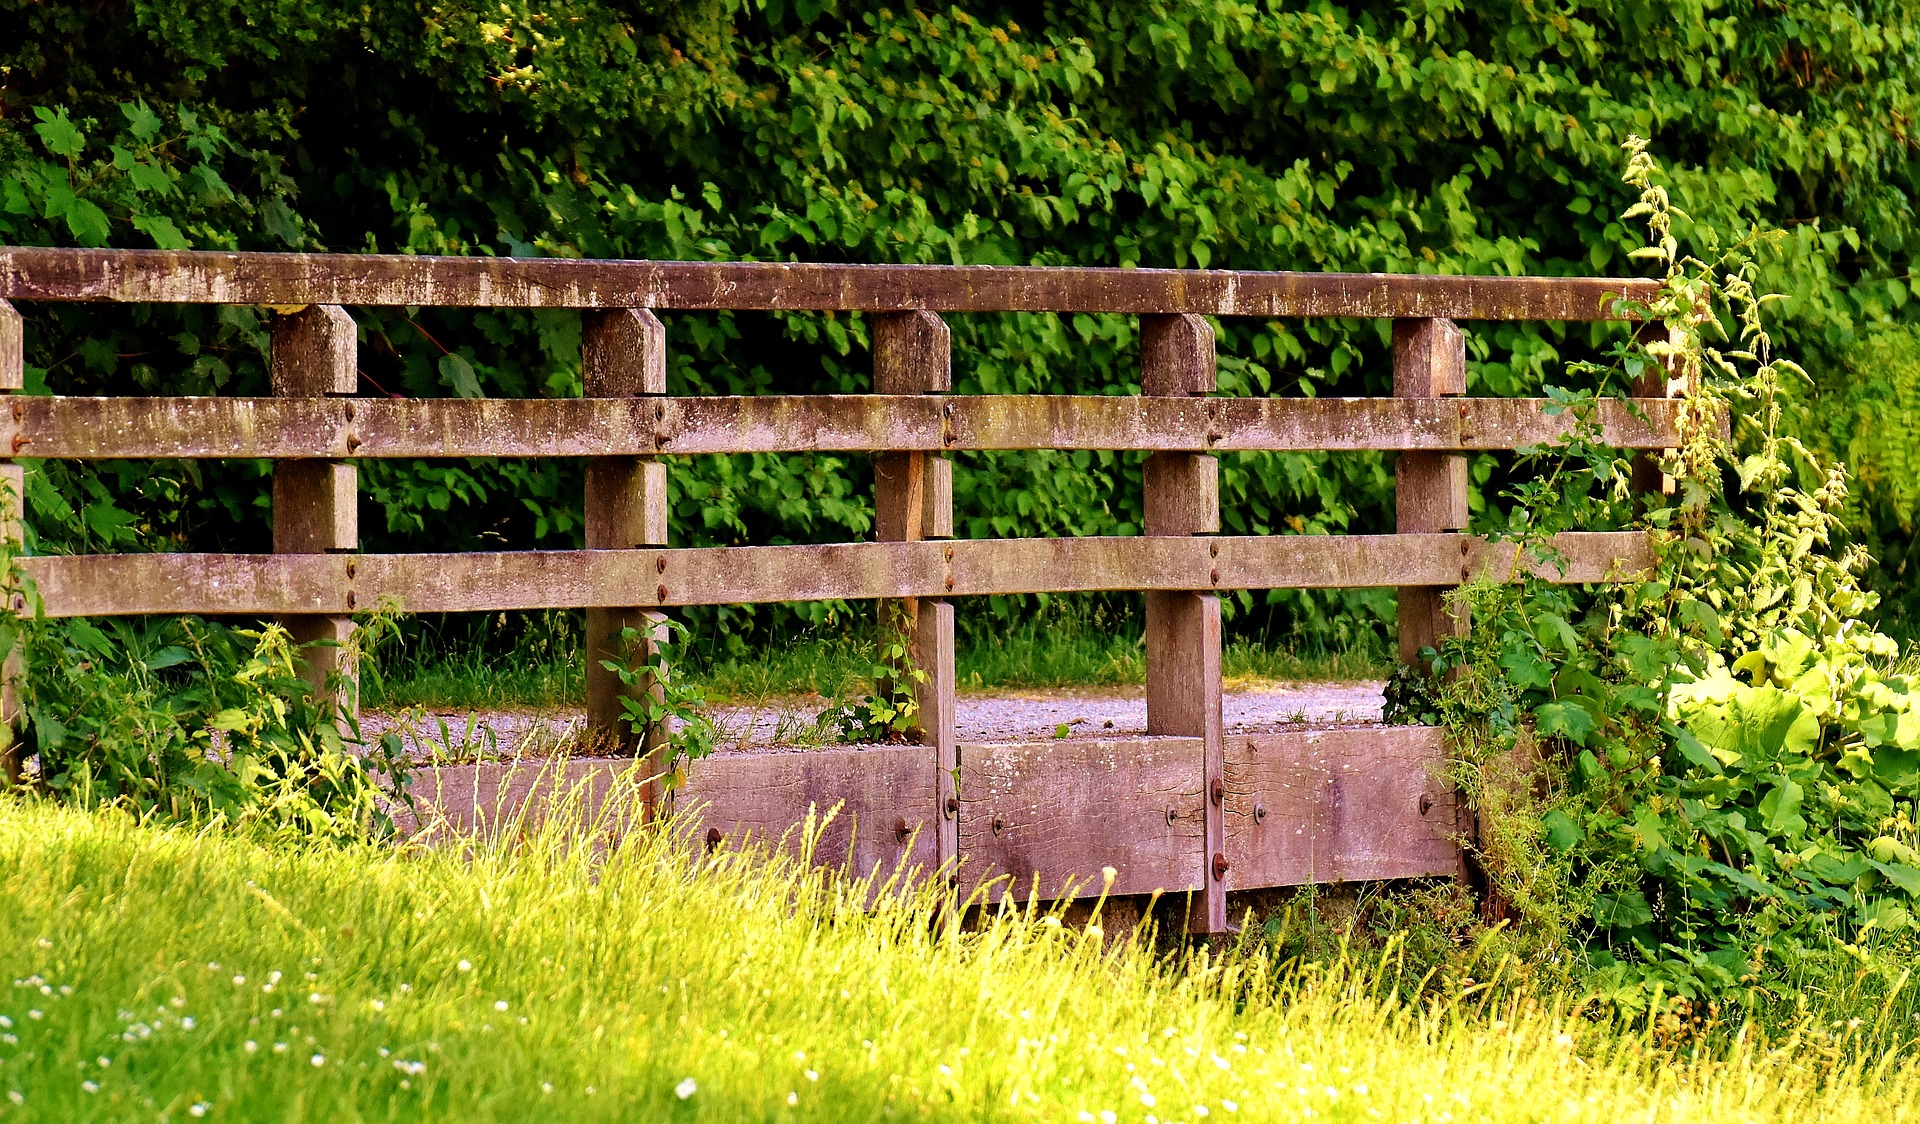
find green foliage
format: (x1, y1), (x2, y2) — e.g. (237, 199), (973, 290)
(597, 619), (718, 769)
(1396, 140), (1920, 1008)
(818, 603), (925, 743)
(8, 0), (1920, 646)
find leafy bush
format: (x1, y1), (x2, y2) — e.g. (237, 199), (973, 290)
(1394, 139), (1920, 1007)
(5, 0), (1920, 648)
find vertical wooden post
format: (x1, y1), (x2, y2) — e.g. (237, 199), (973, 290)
(1632, 321), (1681, 499)
(582, 309), (671, 809)
(1393, 318), (1469, 668)
(271, 305), (359, 717)
(1141, 313), (1226, 935)
(0, 299), (22, 785)
(873, 310), (957, 880)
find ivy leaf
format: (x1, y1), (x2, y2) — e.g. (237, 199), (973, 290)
(1535, 699), (1596, 745)
(1542, 810), (1583, 851)
(439, 352), (484, 398)
(1758, 778), (1807, 837)
(32, 107), (85, 158)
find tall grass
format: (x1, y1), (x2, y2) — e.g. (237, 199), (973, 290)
(2, 789), (1916, 1122)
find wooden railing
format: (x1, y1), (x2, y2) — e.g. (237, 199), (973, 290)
(0, 248), (1672, 932)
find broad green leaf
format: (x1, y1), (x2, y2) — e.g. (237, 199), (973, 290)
(1535, 699), (1595, 745)
(439, 352), (484, 398)
(64, 197), (111, 245)
(1758, 778), (1807, 837)
(32, 108), (85, 158)
(132, 214), (189, 250)
(1542, 810), (1583, 851)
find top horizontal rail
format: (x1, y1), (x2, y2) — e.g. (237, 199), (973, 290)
(0, 248), (1657, 320)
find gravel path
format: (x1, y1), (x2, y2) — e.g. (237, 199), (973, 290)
(361, 681), (1386, 761)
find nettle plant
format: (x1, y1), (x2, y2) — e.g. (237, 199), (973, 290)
(1392, 138), (1920, 1007)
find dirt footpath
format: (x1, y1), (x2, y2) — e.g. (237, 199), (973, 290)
(361, 680), (1387, 761)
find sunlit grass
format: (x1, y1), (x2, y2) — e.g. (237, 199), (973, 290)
(2, 791), (1916, 1121)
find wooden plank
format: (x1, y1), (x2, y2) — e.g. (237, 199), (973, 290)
(870, 310), (957, 879)
(1224, 728), (1462, 887)
(1394, 318), (1469, 667)
(582, 308), (669, 780)
(4, 395), (1693, 459)
(16, 532), (1656, 618)
(957, 737), (1206, 900)
(1141, 311), (1226, 933)
(270, 305), (357, 712)
(0, 298), (20, 785)
(0, 247), (1659, 320)
(677, 745), (943, 882)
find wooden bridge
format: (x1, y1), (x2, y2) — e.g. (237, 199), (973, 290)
(0, 248), (1674, 932)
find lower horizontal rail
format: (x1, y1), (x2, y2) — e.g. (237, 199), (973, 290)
(17, 532), (1653, 618)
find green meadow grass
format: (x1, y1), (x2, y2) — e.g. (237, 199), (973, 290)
(2, 788), (1917, 1122)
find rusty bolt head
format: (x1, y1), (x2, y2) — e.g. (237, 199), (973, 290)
(656, 584), (668, 601)
(345, 434), (362, 452)
(944, 576), (955, 592)
(346, 561), (357, 579)
(992, 815), (1005, 836)
(1418, 793), (1435, 815)
(1210, 778), (1224, 806)
(656, 556), (667, 574)
(1253, 803), (1268, 824)
(1209, 541), (1219, 558)
(895, 817), (912, 844)
(1212, 852), (1229, 881)
(9, 435), (25, 455)
(1165, 807), (1178, 826)
(944, 545), (954, 562)
(945, 796), (959, 818)
(1209, 568), (1220, 585)
(346, 591), (357, 611)
(655, 401), (667, 421)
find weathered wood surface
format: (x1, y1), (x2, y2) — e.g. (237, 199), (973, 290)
(401, 729), (1464, 897)
(3, 394), (1691, 459)
(677, 746), (943, 881)
(1224, 728), (1461, 887)
(0, 298), (21, 782)
(16, 532), (1655, 617)
(269, 304), (358, 708)
(0, 247), (1657, 320)
(1394, 318), (1471, 666)
(958, 738), (1207, 900)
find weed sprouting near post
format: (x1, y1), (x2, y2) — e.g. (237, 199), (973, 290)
(598, 618), (717, 781)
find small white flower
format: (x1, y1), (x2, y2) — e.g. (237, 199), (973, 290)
(398, 983), (412, 994)
(232, 976), (246, 987)
(1195, 1108), (1210, 1118)
(81, 1081), (100, 1094)
(309, 993), (323, 1005)
(58, 985), (71, 996)
(938, 1065), (952, 1077)
(35, 939), (50, 949)
(370, 999), (384, 1012)
(1222, 1102), (1238, 1113)
(675, 1077), (697, 1100)
(805, 1069), (818, 1082)
(37, 985), (49, 996)
(585, 1086), (596, 1096)
(268, 971), (282, 985)
(26, 1010), (40, 1020)
(97, 1056), (111, 1068)
(311, 1054), (326, 1067)
(1078, 1113), (1095, 1123)
(2, 1034), (17, 1045)
(181, 1017), (196, 1031)
(0, 1016), (10, 1028)
(170, 996), (186, 1009)
(457, 960), (472, 972)
(244, 1041), (258, 1053)
(542, 1082), (553, 1094)
(787, 1092), (799, 1106)
(1140, 1092), (1157, 1107)
(1099, 1112), (1117, 1124)
(272, 1042), (288, 1054)
(189, 1102), (211, 1117)
(6, 1091), (20, 1105)
(494, 1000), (508, 1012)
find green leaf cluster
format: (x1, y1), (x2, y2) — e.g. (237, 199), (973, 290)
(7, 0), (1920, 648)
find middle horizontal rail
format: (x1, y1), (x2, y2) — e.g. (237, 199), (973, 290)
(20, 532), (1653, 617)
(4, 395), (1688, 459)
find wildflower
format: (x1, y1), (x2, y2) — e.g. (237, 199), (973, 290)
(309, 993), (323, 1005)
(1222, 1102), (1237, 1113)
(190, 1102), (211, 1117)
(81, 1081), (100, 1094)
(1554, 1034), (1574, 1049)
(542, 1083), (553, 1094)
(35, 939), (49, 949)
(2, 1035), (15, 1045)
(58, 985), (71, 996)
(0, 1016), (9, 1028)
(1211, 1053), (1230, 1070)
(805, 1069), (818, 1082)
(244, 1041), (258, 1053)
(787, 1092), (799, 1106)
(1353, 1085), (1368, 1096)
(170, 996), (186, 1009)
(938, 1065), (952, 1077)
(398, 983), (412, 993)
(1078, 1114), (1095, 1123)
(271, 1009), (283, 1018)
(1140, 1092), (1156, 1107)
(1195, 1107), (1210, 1117)
(272, 1043), (288, 1054)
(311, 1054), (326, 1067)
(1100, 1113), (1116, 1124)
(585, 1086), (596, 1095)
(232, 976), (246, 987)
(97, 1056), (111, 1068)
(675, 1077), (697, 1100)
(457, 960), (472, 972)
(370, 1000), (385, 1012)
(182, 1017), (196, 1030)
(268, 971), (282, 985)
(6, 1092), (20, 1105)
(494, 1000), (509, 1012)
(26, 1011), (40, 1021)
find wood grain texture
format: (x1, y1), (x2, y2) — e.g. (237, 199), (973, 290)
(0, 247), (1657, 320)
(16, 532), (1656, 617)
(917, 600), (959, 877)
(1224, 728), (1463, 887)
(958, 737), (1206, 900)
(270, 305), (357, 709)
(0, 298), (20, 392)
(677, 745), (943, 882)
(1394, 318), (1470, 667)
(582, 308), (669, 768)
(4, 395), (1694, 458)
